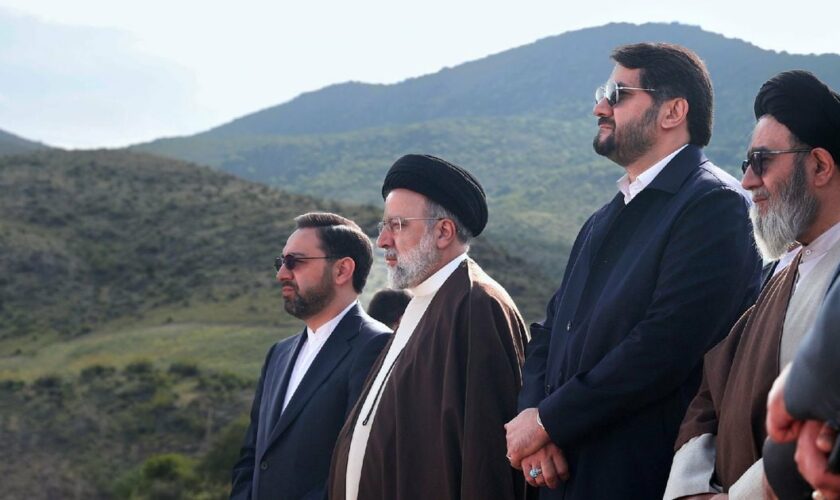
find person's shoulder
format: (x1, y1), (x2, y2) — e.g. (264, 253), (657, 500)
(464, 259), (520, 311)
(357, 309), (393, 338)
(261, 331), (302, 365)
(276, 330), (303, 348)
(692, 161), (748, 196)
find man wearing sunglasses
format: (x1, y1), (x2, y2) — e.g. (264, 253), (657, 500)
(670, 71), (840, 500)
(329, 154), (529, 500)
(505, 43), (761, 500)
(230, 212), (390, 500)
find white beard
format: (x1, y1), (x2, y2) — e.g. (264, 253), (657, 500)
(386, 229), (441, 289)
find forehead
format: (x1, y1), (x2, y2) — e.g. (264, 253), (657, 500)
(383, 188), (428, 216)
(750, 115), (794, 150)
(283, 227), (322, 254)
(611, 64), (641, 86)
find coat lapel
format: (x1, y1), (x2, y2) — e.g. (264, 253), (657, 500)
(266, 304), (362, 446)
(264, 332), (306, 440)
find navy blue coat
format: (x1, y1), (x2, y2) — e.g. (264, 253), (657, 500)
(519, 146), (762, 499)
(230, 304), (390, 500)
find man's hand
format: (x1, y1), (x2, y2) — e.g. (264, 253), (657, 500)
(795, 420), (840, 500)
(520, 443), (569, 489)
(505, 408), (551, 467)
(766, 364), (802, 443)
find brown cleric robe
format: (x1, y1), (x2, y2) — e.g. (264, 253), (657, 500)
(328, 259), (529, 500)
(675, 255), (799, 490)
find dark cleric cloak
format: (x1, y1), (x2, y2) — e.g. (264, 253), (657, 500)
(329, 258), (529, 500)
(676, 258), (798, 490)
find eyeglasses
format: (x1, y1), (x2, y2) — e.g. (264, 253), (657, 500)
(594, 80), (656, 106)
(274, 254), (336, 272)
(377, 217), (444, 234)
(740, 149), (812, 177)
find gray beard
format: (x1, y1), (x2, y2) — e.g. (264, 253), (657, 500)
(750, 161), (819, 261)
(386, 229), (441, 289)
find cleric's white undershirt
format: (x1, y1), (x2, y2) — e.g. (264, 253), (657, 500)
(344, 253), (468, 500)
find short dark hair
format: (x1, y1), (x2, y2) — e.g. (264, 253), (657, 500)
(612, 43), (713, 147)
(367, 288), (412, 328)
(294, 212), (373, 293)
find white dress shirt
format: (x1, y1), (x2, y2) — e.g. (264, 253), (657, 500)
(281, 300), (357, 413)
(616, 144), (688, 204)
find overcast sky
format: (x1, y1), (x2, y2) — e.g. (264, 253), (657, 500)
(1, 0), (838, 148)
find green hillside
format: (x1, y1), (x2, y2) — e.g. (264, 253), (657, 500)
(134, 22), (840, 274)
(0, 149), (553, 498)
(0, 127), (47, 156)
(0, 148), (550, 360)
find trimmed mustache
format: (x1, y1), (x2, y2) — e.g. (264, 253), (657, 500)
(384, 249), (397, 260)
(279, 280), (297, 290)
(751, 188), (770, 198)
(598, 117), (614, 127)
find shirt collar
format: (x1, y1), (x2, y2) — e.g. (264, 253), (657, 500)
(410, 253), (468, 297)
(306, 300), (357, 339)
(616, 144), (688, 204)
(800, 220), (840, 264)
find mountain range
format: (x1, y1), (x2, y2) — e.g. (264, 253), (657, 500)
(134, 22), (840, 275)
(3, 21), (840, 498)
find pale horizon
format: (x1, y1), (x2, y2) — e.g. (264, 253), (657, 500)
(1, 0), (838, 149)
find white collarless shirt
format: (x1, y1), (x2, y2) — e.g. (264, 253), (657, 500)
(796, 220), (840, 285)
(281, 300), (357, 413)
(344, 253), (468, 500)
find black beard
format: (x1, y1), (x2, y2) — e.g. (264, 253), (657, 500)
(592, 105), (658, 167)
(282, 271), (335, 320)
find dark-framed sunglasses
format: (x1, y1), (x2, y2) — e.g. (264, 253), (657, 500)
(274, 254), (336, 272)
(740, 149), (812, 177)
(594, 80), (656, 106)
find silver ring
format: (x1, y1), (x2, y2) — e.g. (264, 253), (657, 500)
(812, 491), (826, 500)
(529, 467), (542, 479)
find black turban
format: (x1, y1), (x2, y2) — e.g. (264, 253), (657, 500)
(382, 154), (488, 237)
(754, 70), (840, 162)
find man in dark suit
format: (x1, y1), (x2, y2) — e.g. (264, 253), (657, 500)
(504, 43), (762, 499)
(230, 212), (390, 500)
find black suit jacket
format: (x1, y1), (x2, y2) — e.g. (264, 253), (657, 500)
(519, 145), (762, 499)
(230, 303), (390, 500)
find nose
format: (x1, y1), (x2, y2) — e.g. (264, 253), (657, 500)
(593, 98), (612, 118)
(376, 229), (392, 249)
(740, 166), (762, 191)
(276, 263), (292, 282)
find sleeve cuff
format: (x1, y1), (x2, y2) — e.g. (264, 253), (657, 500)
(663, 433), (720, 499)
(728, 459), (767, 500)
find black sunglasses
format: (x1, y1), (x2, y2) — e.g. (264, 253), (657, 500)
(594, 80), (656, 106)
(741, 149), (812, 177)
(274, 254), (336, 272)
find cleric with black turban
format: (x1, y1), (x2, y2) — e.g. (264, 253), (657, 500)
(758, 71), (840, 500)
(329, 153), (529, 500)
